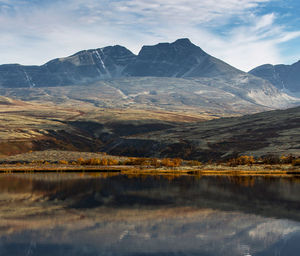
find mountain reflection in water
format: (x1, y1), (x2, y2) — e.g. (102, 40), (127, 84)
(0, 173), (299, 256)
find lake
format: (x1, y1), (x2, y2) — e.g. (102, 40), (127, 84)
(0, 173), (299, 256)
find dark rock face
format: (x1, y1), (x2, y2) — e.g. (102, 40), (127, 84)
(0, 39), (243, 88)
(124, 38), (241, 78)
(124, 38), (205, 77)
(0, 45), (136, 88)
(249, 61), (300, 93)
(0, 64), (39, 88)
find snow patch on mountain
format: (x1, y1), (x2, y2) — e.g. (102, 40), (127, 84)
(116, 89), (128, 99)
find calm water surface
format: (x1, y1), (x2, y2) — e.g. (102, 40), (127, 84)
(0, 173), (299, 256)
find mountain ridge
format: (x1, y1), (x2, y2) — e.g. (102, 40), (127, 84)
(249, 60), (300, 93)
(0, 38), (259, 88)
(0, 38), (299, 110)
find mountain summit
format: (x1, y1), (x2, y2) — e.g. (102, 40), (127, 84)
(124, 38), (207, 77)
(124, 38), (240, 78)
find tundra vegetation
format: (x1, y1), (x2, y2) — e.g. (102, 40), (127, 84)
(0, 151), (299, 176)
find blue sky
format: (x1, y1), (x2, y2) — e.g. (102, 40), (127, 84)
(0, 0), (299, 71)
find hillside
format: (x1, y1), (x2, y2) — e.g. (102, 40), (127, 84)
(0, 95), (298, 161)
(0, 78), (284, 116)
(97, 106), (300, 161)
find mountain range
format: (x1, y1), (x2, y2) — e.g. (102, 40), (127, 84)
(250, 60), (300, 94)
(0, 38), (299, 113)
(0, 38), (242, 87)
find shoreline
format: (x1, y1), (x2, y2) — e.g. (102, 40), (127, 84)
(0, 163), (299, 177)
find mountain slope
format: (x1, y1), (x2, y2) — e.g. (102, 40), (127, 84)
(249, 61), (300, 93)
(2, 75), (299, 116)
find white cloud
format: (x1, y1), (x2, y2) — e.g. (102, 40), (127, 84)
(0, 0), (299, 71)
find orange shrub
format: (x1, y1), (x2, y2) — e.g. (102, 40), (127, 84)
(150, 158), (160, 167)
(108, 159), (119, 165)
(227, 155), (255, 166)
(125, 158), (149, 166)
(160, 158), (184, 167)
(161, 158), (180, 167)
(59, 160), (69, 165)
(187, 160), (202, 166)
(101, 158), (108, 166)
(173, 158), (183, 167)
(161, 158), (173, 167)
(77, 157), (85, 165)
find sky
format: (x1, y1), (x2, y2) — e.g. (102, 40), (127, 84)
(0, 0), (299, 71)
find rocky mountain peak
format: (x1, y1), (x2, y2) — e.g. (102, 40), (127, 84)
(124, 38), (209, 77)
(173, 38), (193, 46)
(138, 38), (203, 55)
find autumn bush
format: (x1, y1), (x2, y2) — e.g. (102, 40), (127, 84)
(125, 157), (158, 166)
(127, 158), (150, 166)
(186, 160), (202, 166)
(227, 155), (255, 166)
(101, 158), (108, 166)
(77, 157), (85, 165)
(150, 158), (160, 167)
(161, 158), (183, 167)
(108, 159), (119, 165)
(74, 157), (120, 166)
(123, 157), (184, 167)
(161, 158), (172, 167)
(227, 154), (298, 166)
(259, 155), (297, 165)
(173, 158), (183, 167)
(59, 160), (69, 165)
